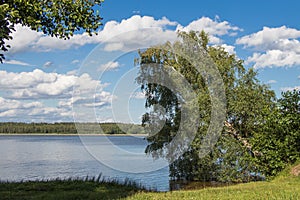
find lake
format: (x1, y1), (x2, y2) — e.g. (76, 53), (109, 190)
(0, 135), (170, 191)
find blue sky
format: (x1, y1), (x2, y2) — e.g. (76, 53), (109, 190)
(0, 0), (299, 123)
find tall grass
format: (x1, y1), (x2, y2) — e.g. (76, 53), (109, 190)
(0, 174), (152, 200)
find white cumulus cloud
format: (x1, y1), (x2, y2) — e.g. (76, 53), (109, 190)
(0, 69), (110, 99)
(6, 24), (43, 54)
(6, 15), (240, 54)
(6, 15), (178, 54)
(0, 97), (69, 121)
(0, 69), (114, 122)
(177, 16), (242, 44)
(246, 50), (300, 69)
(236, 26), (300, 49)
(237, 26), (300, 68)
(97, 15), (178, 51)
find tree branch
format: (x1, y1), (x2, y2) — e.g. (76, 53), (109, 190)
(224, 121), (262, 157)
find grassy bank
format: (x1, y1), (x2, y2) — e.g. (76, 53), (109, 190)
(1, 164), (299, 200)
(0, 176), (149, 200)
(129, 163), (300, 199)
(129, 174), (300, 199)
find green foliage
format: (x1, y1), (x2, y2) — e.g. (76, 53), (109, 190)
(0, 122), (145, 134)
(136, 30), (276, 182)
(0, 122), (77, 133)
(0, 0), (103, 62)
(252, 89), (300, 177)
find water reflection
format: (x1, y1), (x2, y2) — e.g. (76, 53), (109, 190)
(0, 135), (169, 191)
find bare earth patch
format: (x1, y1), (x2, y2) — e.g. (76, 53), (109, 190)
(291, 164), (300, 176)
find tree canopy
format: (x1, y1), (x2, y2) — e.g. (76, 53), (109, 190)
(0, 122), (145, 135)
(135, 30), (299, 182)
(0, 0), (103, 62)
(252, 89), (300, 177)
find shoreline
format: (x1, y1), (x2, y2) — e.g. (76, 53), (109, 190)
(0, 133), (148, 137)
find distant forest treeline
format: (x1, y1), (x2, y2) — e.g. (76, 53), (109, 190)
(0, 122), (145, 134)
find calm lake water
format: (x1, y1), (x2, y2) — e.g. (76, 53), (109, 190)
(0, 135), (170, 191)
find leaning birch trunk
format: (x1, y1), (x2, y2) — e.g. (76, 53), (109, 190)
(224, 121), (262, 157)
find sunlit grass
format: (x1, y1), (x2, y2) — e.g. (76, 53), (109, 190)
(127, 162), (300, 200)
(127, 176), (299, 200)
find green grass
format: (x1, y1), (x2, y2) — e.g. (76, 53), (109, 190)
(0, 176), (149, 200)
(127, 177), (300, 200)
(1, 164), (299, 200)
(127, 162), (300, 200)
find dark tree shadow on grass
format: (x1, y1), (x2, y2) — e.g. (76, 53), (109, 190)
(0, 177), (152, 200)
